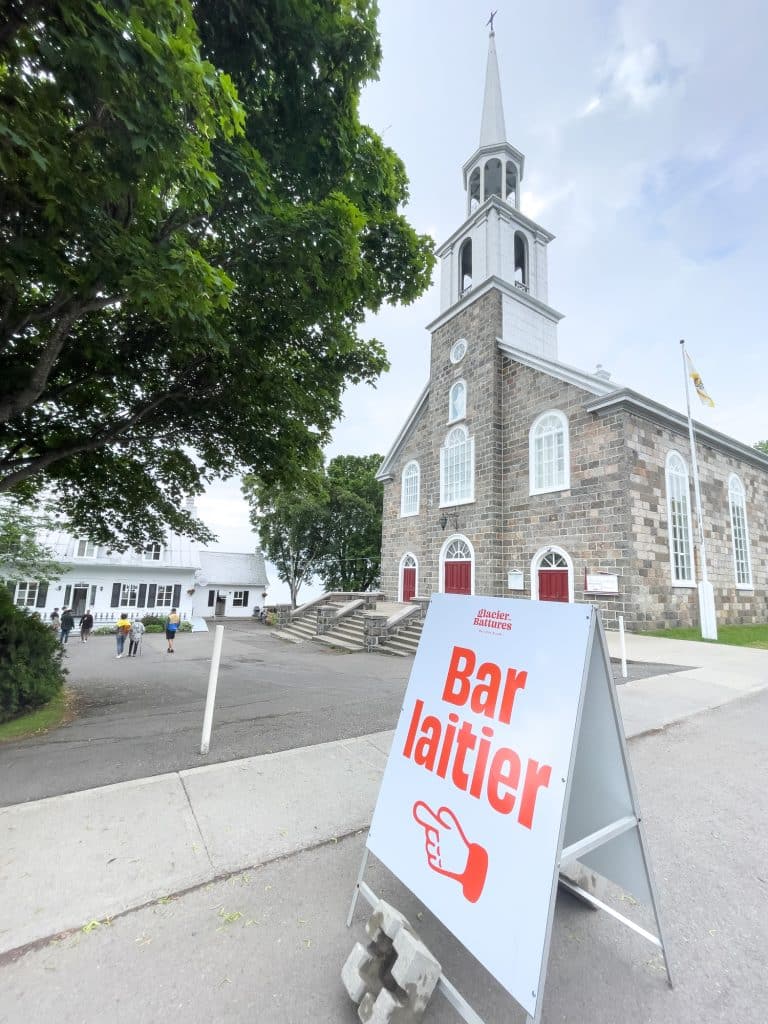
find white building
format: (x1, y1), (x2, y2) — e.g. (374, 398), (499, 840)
(6, 520), (269, 626)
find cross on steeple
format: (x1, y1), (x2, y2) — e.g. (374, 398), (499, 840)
(486, 10), (498, 33)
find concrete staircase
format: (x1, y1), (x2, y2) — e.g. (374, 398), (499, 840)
(271, 611), (317, 644)
(378, 616), (424, 657)
(313, 610), (366, 652)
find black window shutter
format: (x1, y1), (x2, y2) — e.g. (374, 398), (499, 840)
(138, 583), (147, 608)
(207, 589), (215, 607)
(172, 583), (181, 607)
(90, 585), (97, 606)
(6, 581), (15, 598)
(147, 583), (156, 607)
(36, 582), (49, 608)
(242, 590), (249, 607)
(64, 584), (71, 606)
(110, 582), (121, 608)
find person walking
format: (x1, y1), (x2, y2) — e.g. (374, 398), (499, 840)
(115, 611), (131, 658)
(165, 608), (181, 653)
(128, 617), (145, 658)
(59, 608), (75, 645)
(80, 609), (94, 643)
(49, 608), (60, 633)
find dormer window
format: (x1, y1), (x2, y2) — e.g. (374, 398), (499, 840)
(75, 539), (97, 558)
(143, 543), (163, 561)
(448, 380), (466, 423)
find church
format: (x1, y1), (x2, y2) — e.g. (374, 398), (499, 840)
(377, 29), (768, 632)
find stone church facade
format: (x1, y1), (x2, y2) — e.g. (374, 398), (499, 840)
(378, 31), (768, 631)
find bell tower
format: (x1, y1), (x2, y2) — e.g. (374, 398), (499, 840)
(435, 27), (563, 360)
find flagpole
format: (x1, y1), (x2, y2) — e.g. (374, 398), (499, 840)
(679, 339), (717, 639)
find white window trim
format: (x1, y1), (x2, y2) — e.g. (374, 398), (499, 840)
(75, 539), (97, 558)
(398, 552), (419, 602)
(155, 585), (174, 608)
(400, 461), (420, 518)
(438, 534), (475, 595)
(14, 581), (39, 607)
(529, 409), (570, 495)
(143, 544), (164, 561)
(439, 428), (475, 508)
(728, 473), (753, 588)
(665, 450), (695, 586)
(447, 379), (467, 424)
(529, 545), (574, 603)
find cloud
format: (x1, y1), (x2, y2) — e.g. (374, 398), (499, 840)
(600, 40), (680, 110)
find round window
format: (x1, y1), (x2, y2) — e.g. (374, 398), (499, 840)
(450, 338), (468, 364)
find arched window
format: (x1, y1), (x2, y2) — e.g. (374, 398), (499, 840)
(400, 461), (420, 517)
(468, 167), (481, 213)
(514, 231), (529, 291)
(665, 452), (694, 584)
(505, 161), (518, 207)
(440, 425), (474, 506)
(728, 474), (752, 586)
(459, 239), (473, 295)
(483, 158), (502, 200)
(448, 380), (466, 423)
(529, 411), (569, 494)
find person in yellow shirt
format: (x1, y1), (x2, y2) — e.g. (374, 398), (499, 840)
(165, 608), (181, 654)
(115, 612), (131, 659)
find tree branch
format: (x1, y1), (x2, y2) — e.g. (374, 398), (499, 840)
(0, 387), (185, 491)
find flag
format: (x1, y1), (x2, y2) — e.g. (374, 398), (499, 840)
(685, 352), (714, 408)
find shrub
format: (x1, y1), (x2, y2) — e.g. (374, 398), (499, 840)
(0, 588), (66, 722)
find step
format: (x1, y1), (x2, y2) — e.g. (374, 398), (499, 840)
(312, 634), (364, 653)
(382, 637), (420, 656)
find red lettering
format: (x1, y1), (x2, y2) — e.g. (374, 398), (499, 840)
(518, 759), (552, 829)
(499, 668), (528, 724)
(442, 646), (475, 708)
(487, 748), (521, 814)
(451, 720), (476, 790)
(414, 716), (441, 771)
(470, 661), (501, 719)
(469, 725), (494, 797)
(436, 712), (459, 778)
(402, 699), (423, 759)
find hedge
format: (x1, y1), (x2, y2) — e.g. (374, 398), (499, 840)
(0, 587), (66, 723)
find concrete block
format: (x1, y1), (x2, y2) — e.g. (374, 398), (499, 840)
(342, 899), (441, 1024)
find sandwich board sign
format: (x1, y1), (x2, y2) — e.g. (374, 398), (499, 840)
(348, 594), (671, 1023)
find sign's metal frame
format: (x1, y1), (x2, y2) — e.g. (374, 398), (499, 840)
(346, 605), (672, 1024)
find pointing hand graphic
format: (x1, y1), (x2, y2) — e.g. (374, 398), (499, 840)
(412, 801), (489, 903)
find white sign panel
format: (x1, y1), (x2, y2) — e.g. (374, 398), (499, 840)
(585, 572), (619, 595)
(366, 594), (593, 1018)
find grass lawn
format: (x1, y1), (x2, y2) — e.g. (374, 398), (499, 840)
(642, 624), (768, 649)
(0, 689), (73, 742)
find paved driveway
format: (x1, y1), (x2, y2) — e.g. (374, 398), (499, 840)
(0, 623), (413, 806)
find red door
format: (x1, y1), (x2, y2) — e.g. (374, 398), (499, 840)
(402, 566), (416, 602)
(538, 569), (569, 602)
(445, 560), (471, 595)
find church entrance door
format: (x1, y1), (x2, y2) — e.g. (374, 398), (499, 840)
(535, 549), (571, 602)
(538, 568), (569, 602)
(402, 566), (416, 602)
(443, 537), (473, 595)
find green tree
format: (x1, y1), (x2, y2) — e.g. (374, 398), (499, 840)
(0, 1), (434, 549)
(246, 471), (327, 608)
(317, 453), (383, 592)
(754, 441), (768, 455)
(0, 497), (63, 583)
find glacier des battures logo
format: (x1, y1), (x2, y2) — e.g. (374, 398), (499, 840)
(472, 607), (512, 634)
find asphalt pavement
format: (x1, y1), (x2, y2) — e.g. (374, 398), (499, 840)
(1, 686), (765, 1023)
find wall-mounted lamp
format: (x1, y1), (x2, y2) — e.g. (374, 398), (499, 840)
(439, 511), (459, 531)
(56, 585), (62, 591)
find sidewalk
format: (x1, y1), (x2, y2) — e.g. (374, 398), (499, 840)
(1, 632), (766, 960)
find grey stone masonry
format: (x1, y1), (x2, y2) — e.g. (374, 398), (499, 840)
(379, 280), (768, 630)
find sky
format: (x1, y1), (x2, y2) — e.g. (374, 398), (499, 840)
(197, 0), (768, 601)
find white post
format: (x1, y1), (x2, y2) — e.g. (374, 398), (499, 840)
(200, 624), (224, 756)
(618, 615), (628, 679)
(680, 340), (717, 640)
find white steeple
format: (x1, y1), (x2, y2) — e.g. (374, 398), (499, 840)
(432, 25), (563, 361)
(479, 30), (506, 147)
